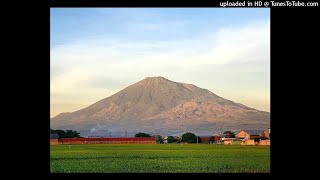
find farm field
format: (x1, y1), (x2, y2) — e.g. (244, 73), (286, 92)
(50, 144), (270, 173)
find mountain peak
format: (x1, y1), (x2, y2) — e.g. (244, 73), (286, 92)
(144, 76), (168, 80)
(139, 76), (173, 85)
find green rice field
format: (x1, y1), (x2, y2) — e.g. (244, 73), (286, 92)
(50, 144), (270, 173)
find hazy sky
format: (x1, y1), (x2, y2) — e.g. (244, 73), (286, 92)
(50, 8), (270, 118)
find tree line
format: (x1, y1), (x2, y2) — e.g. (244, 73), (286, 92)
(50, 129), (81, 138)
(50, 129), (236, 142)
(134, 131), (237, 144)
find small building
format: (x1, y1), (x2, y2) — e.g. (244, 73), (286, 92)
(236, 130), (264, 140)
(199, 136), (211, 144)
(50, 133), (59, 145)
(241, 139), (255, 145)
(163, 136), (168, 143)
(259, 139), (270, 146)
(260, 128), (270, 139)
(220, 134), (226, 140)
(213, 134), (221, 144)
(223, 138), (233, 145)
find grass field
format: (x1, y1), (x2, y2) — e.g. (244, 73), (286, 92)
(50, 144), (270, 173)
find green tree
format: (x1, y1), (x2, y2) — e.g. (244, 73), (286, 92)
(209, 136), (214, 144)
(50, 129), (81, 138)
(135, 132), (151, 137)
(181, 132), (197, 143)
(154, 135), (163, 143)
(51, 129), (66, 138)
(167, 136), (175, 143)
(66, 129), (81, 138)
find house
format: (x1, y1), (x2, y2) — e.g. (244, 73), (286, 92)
(241, 139), (255, 146)
(199, 136), (212, 143)
(223, 138), (233, 145)
(236, 130), (264, 140)
(220, 134), (226, 140)
(259, 139), (271, 146)
(241, 139), (270, 146)
(213, 134), (221, 144)
(261, 128), (270, 139)
(163, 136), (168, 143)
(50, 133), (59, 145)
(238, 128), (271, 146)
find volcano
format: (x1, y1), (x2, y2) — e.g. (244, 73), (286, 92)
(51, 76), (270, 137)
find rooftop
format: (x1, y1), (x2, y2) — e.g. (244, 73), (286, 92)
(241, 130), (264, 135)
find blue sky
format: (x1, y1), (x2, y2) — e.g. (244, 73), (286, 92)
(51, 8), (269, 46)
(50, 8), (270, 117)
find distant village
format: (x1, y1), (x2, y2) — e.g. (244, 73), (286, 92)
(50, 128), (270, 146)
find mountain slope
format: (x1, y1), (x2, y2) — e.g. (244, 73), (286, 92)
(51, 76), (270, 136)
